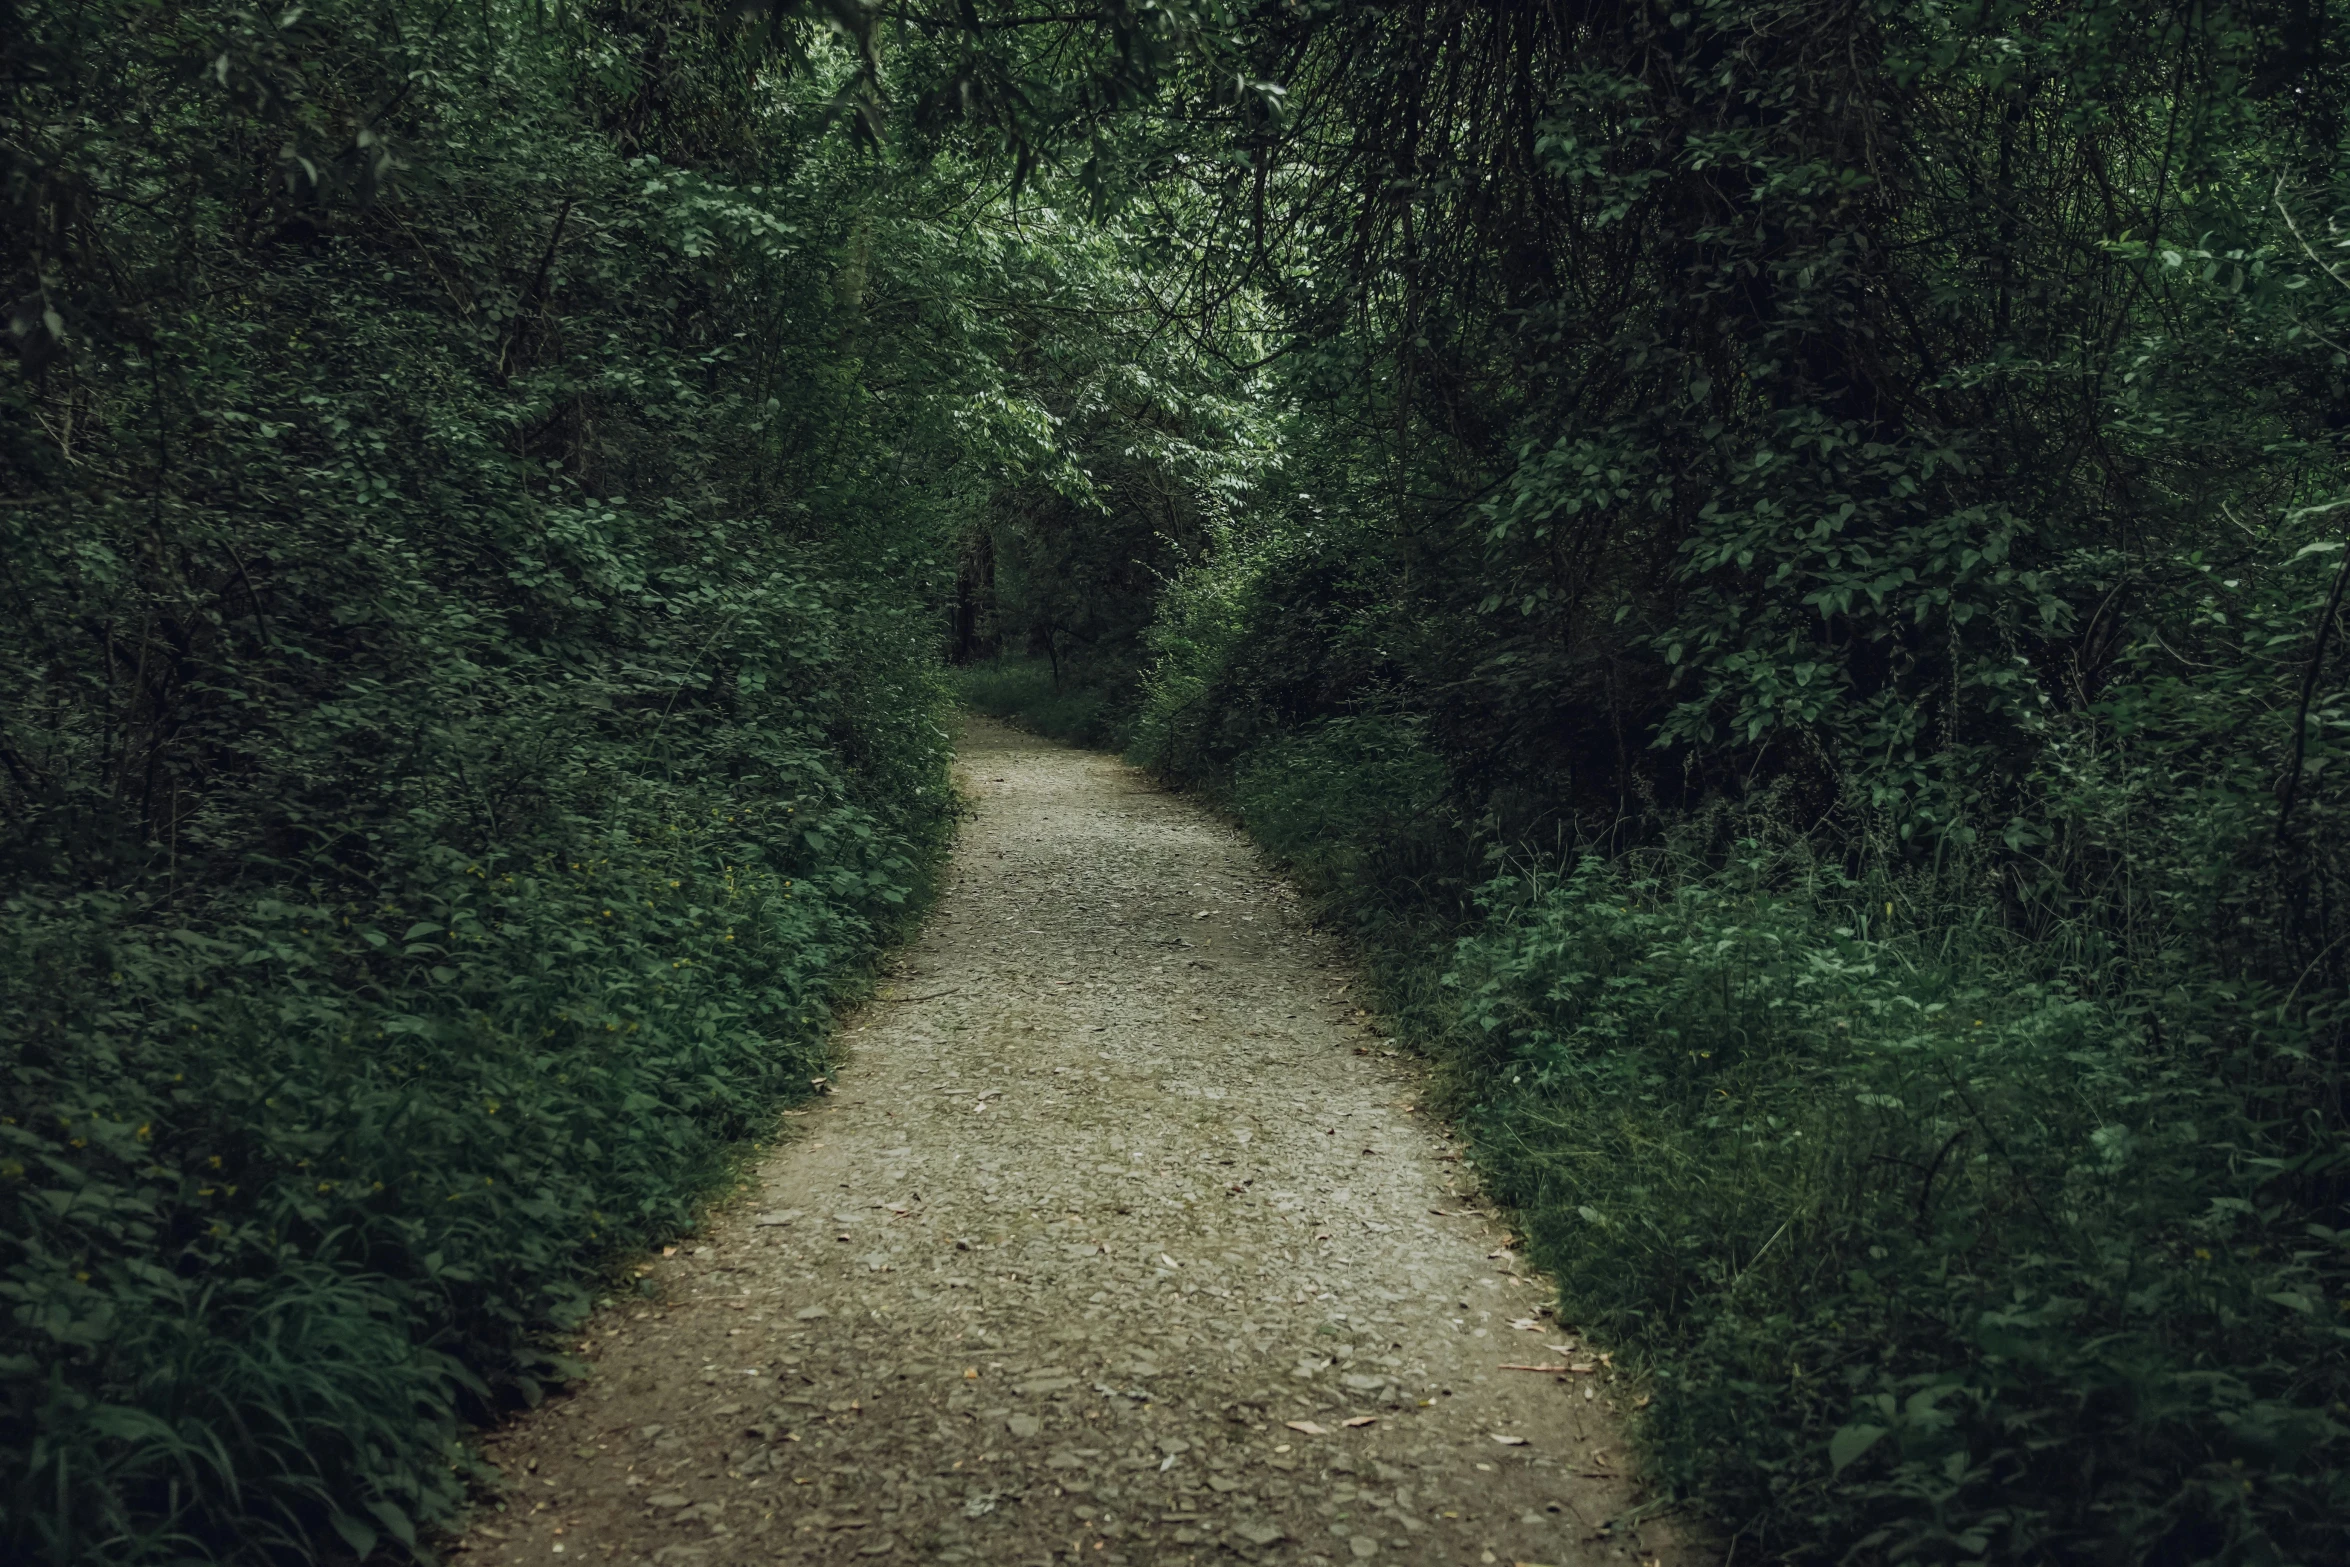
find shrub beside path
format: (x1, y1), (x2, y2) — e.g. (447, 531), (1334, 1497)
(461, 718), (1672, 1567)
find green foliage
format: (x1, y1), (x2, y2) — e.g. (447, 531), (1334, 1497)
(16, 0), (2350, 1559)
(1104, 7), (2350, 1559)
(951, 657), (1133, 749)
(940, 207), (1280, 714)
(1447, 857), (2349, 1563)
(0, 2), (989, 1559)
(1233, 719), (1457, 909)
(1195, 713), (2350, 1563)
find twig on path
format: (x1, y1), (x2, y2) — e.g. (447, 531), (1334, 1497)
(1499, 1363), (1597, 1373)
(884, 989), (960, 1002)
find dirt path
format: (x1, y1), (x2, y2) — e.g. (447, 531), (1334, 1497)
(464, 718), (1670, 1567)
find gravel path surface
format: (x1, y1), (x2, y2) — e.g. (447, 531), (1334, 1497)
(464, 718), (1672, 1567)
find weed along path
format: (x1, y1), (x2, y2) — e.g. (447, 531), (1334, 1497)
(467, 717), (1671, 1567)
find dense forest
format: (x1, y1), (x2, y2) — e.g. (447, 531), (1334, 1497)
(6, 0), (2350, 1563)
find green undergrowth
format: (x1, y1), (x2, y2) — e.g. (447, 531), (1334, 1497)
(951, 657), (1137, 750)
(2, 631), (953, 1563)
(1192, 718), (2350, 1566)
(0, 5), (967, 1559)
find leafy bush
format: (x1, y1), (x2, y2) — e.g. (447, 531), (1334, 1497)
(1447, 857), (2349, 1564)
(3, 747), (940, 1561)
(1233, 718), (1458, 908)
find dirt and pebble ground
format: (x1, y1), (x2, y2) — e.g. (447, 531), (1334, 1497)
(459, 717), (1675, 1567)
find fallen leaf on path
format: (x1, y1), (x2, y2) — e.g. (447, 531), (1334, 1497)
(1509, 1319), (1543, 1331)
(1492, 1434), (1530, 1446)
(1285, 1420), (1330, 1435)
(753, 1211), (800, 1227)
(1342, 1415), (1378, 1428)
